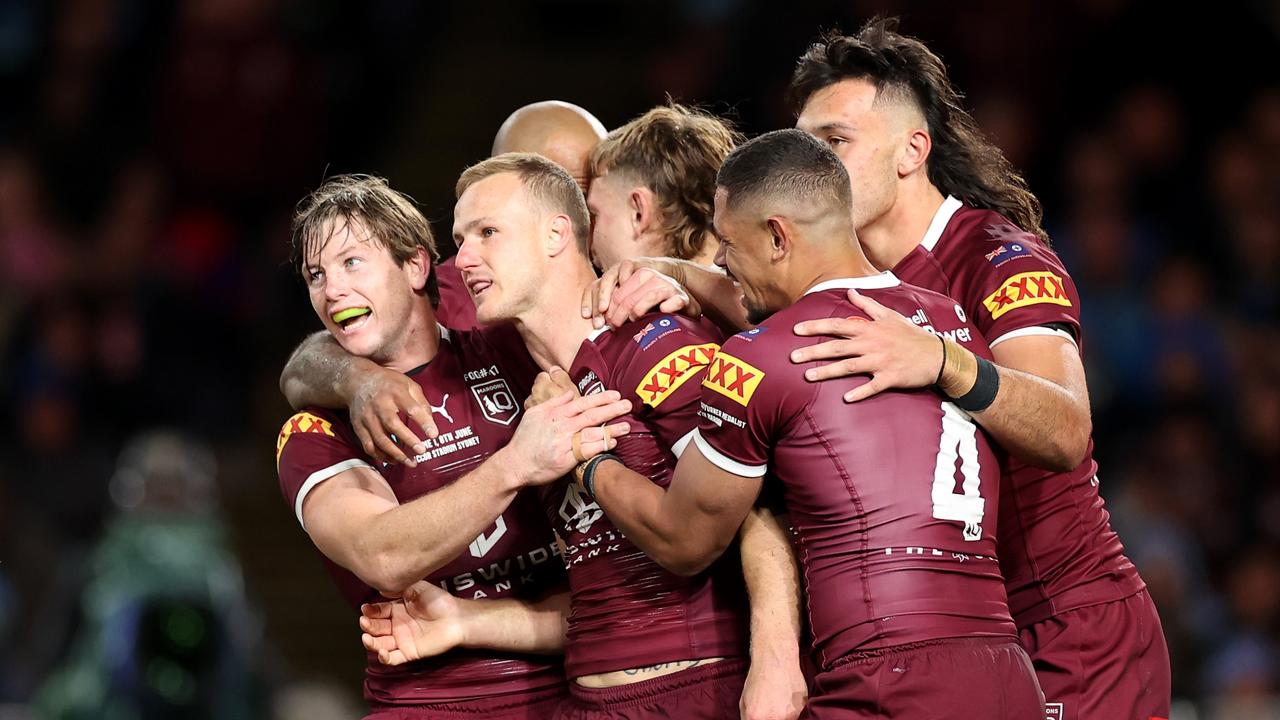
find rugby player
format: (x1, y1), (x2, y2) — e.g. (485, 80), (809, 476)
(275, 175), (631, 718)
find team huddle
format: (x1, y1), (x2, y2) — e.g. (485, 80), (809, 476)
(273, 18), (1171, 720)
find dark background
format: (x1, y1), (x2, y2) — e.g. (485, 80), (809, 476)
(1, 1), (1277, 717)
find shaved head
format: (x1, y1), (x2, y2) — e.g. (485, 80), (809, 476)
(491, 101), (607, 191)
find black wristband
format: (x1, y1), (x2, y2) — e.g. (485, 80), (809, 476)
(581, 453), (621, 501)
(952, 355), (1000, 413)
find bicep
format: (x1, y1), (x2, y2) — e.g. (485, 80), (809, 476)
(669, 442), (762, 541)
(301, 466), (399, 570)
(990, 333), (1088, 405)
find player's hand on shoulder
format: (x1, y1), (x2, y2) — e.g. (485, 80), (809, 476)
(349, 366), (438, 468)
(504, 383), (632, 487)
(789, 289), (945, 403)
(582, 258), (701, 330)
(360, 581), (465, 665)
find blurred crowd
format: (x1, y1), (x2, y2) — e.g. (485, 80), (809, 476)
(0, 1), (1276, 718)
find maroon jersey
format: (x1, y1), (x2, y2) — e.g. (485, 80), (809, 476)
(695, 275), (1016, 671)
(893, 197), (1144, 626)
(276, 324), (565, 706)
(542, 313), (749, 678)
(435, 256), (479, 330)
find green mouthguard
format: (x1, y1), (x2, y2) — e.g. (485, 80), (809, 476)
(333, 307), (371, 323)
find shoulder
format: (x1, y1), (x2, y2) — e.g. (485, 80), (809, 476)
(276, 407), (353, 462)
(942, 205), (1071, 278)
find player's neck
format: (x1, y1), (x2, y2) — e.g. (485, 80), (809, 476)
(382, 299), (442, 373)
(858, 180), (947, 271)
(790, 250), (881, 302)
(513, 261), (597, 371)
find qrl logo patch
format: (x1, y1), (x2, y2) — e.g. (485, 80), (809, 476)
(276, 412), (336, 466)
(702, 351), (764, 407)
(982, 271), (1071, 320)
(470, 378), (521, 426)
(636, 343), (719, 408)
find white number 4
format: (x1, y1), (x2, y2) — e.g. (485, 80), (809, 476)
(932, 402), (985, 541)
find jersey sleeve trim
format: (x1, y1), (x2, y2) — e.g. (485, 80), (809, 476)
(296, 458), (377, 529)
(693, 429), (767, 478)
(988, 324), (1078, 350)
(920, 195), (964, 251)
(671, 428), (696, 458)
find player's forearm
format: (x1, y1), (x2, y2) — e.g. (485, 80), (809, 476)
(938, 344), (1090, 472)
(592, 461), (724, 576)
(280, 331), (376, 410)
(355, 460), (524, 593)
(971, 367), (1090, 471)
(666, 259), (749, 334)
(461, 591), (569, 655)
(739, 508), (803, 671)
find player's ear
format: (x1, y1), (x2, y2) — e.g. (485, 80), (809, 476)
(898, 127), (932, 178)
(405, 246), (430, 291)
(545, 214), (575, 257)
(765, 216), (791, 261)
(629, 187), (657, 238)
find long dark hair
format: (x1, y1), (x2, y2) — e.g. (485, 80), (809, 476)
(789, 17), (1049, 244)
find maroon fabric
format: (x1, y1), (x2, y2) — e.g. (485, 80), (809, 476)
(542, 313), (749, 678)
(801, 638), (1043, 719)
(435, 256), (479, 330)
(554, 658), (748, 719)
(364, 685), (566, 719)
(894, 200), (1144, 626)
(276, 324), (565, 705)
(1019, 589), (1171, 720)
(696, 276), (1017, 671)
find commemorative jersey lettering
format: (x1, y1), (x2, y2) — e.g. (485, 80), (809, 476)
(276, 324), (564, 705)
(541, 314), (748, 678)
(893, 198), (1143, 626)
(695, 277), (1016, 669)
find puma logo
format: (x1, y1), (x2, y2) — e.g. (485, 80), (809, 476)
(430, 394), (453, 423)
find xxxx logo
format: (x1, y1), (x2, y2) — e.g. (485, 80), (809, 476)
(636, 343), (719, 408)
(276, 412), (336, 466)
(982, 271), (1071, 320)
(702, 351), (764, 406)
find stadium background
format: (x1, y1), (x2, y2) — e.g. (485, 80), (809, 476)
(0, 0), (1277, 718)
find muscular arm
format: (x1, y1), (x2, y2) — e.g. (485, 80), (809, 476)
(738, 507), (807, 720)
(280, 331), (376, 410)
(591, 442), (762, 576)
(462, 590), (569, 654)
(791, 290), (1091, 472)
(303, 449), (526, 595)
(280, 331), (436, 465)
(974, 335), (1091, 470)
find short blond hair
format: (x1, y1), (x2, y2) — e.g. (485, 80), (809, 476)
(589, 104), (741, 260)
(456, 153), (591, 256)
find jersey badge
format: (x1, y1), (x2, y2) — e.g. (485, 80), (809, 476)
(636, 343), (719, 408)
(702, 351), (764, 407)
(632, 315), (680, 349)
(984, 240), (1034, 267)
(470, 377), (521, 426)
(276, 411), (335, 466)
(735, 326), (769, 342)
(982, 271), (1071, 320)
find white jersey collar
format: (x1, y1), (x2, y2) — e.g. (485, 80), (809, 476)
(803, 272), (901, 296)
(920, 195), (964, 252)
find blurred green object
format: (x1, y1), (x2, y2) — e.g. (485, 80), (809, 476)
(33, 432), (266, 720)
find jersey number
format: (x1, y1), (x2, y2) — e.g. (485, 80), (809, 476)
(931, 402), (985, 541)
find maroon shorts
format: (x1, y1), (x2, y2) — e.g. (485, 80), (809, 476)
(364, 685), (566, 719)
(1019, 589), (1171, 720)
(554, 658), (747, 719)
(802, 637), (1043, 719)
